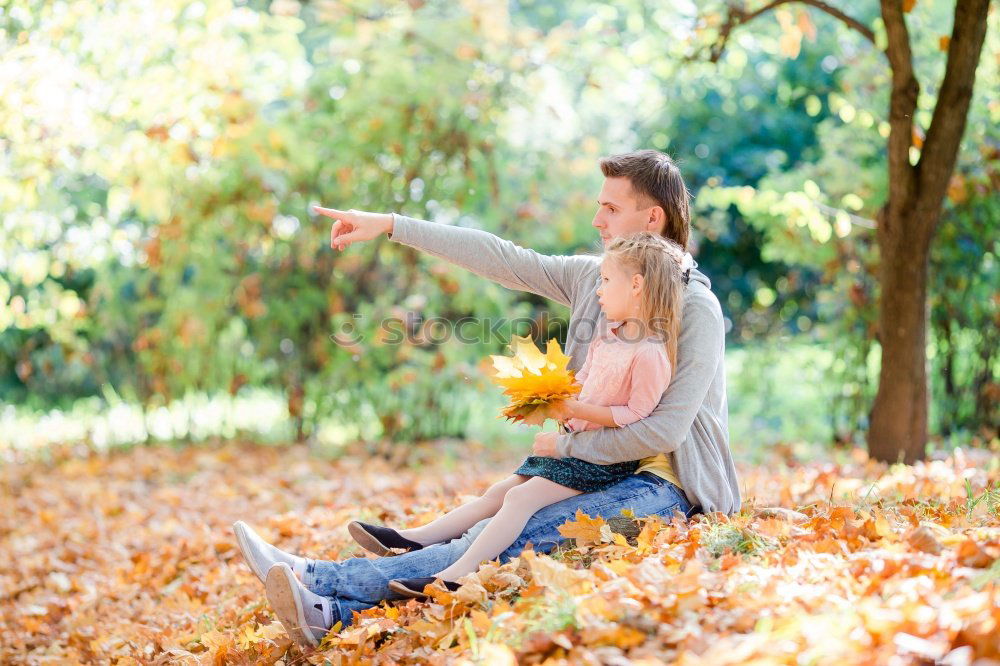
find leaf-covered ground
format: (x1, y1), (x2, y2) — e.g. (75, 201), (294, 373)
(1, 440), (998, 665)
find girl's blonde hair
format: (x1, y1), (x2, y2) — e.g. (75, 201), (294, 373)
(603, 231), (688, 370)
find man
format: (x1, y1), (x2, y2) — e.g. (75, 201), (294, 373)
(234, 149), (740, 648)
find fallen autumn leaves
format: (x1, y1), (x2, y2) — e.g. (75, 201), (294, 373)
(1, 441), (997, 665)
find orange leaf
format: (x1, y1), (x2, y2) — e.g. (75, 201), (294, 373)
(809, 536), (848, 554)
(797, 10), (816, 41)
(756, 517), (792, 538)
(579, 625), (646, 648)
(956, 538), (994, 568)
(906, 525), (942, 554)
(719, 552), (741, 570)
(635, 518), (662, 553)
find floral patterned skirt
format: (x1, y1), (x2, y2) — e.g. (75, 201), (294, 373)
(513, 455), (640, 493)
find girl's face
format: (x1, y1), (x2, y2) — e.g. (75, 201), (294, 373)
(597, 256), (643, 321)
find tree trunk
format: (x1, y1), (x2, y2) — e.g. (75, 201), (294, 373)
(868, 206), (933, 464)
(867, 0), (989, 464)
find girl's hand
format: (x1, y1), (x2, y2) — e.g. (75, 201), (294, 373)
(313, 206), (394, 251)
(533, 431), (558, 457)
(545, 398), (577, 422)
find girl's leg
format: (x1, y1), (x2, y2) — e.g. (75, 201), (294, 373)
(303, 519), (494, 603)
(396, 474), (528, 546)
(434, 477), (581, 580)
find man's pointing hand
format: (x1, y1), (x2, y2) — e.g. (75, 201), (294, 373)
(313, 206), (394, 251)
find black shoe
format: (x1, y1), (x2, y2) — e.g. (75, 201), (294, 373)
(348, 520), (425, 556)
(387, 576), (460, 600)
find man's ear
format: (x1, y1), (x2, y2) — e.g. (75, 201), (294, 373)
(647, 206), (666, 234)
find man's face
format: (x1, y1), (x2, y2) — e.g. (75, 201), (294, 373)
(592, 177), (663, 248)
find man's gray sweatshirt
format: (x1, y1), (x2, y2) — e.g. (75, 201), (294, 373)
(387, 213), (742, 515)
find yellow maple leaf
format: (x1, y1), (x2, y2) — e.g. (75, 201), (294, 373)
(603, 559), (633, 575)
(488, 335), (581, 425)
(258, 621), (285, 642)
(456, 643), (518, 666)
(557, 508), (610, 546)
(521, 550), (591, 591)
(236, 624), (264, 650)
(200, 629), (233, 656)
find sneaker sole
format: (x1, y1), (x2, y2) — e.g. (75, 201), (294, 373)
(232, 521), (267, 583)
(347, 521), (392, 556)
(387, 579), (430, 600)
(265, 563), (320, 648)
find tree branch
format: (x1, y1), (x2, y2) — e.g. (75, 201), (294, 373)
(916, 0), (991, 222)
(706, 0), (876, 63)
(879, 0), (919, 244)
(798, 0), (876, 43)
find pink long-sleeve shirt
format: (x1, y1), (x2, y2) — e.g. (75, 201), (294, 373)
(564, 319), (672, 433)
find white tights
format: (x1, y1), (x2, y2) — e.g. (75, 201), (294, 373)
(397, 474), (580, 581)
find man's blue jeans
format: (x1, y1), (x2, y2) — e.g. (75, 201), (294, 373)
(302, 473), (695, 625)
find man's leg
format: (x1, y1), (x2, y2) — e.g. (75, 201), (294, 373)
(496, 473), (693, 561)
(264, 473), (688, 617)
(305, 473), (691, 604)
(264, 563), (375, 643)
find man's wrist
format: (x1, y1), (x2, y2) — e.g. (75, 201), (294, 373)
(555, 432), (573, 457)
(385, 213), (396, 239)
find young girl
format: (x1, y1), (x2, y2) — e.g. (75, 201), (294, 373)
(348, 232), (689, 597)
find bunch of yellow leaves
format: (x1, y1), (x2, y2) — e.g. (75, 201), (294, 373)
(488, 334), (581, 426)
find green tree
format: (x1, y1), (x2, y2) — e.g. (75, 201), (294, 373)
(698, 0), (992, 462)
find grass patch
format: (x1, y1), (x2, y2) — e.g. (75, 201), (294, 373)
(511, 591), (578, 643)
(700, 521), (778, 558)
(965, 479), (1000, 518)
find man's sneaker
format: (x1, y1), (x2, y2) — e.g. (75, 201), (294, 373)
(348, 521), (425, 556)
(265, 563), (334, 649)
(387, 576), (460, 600)
(232, 520), (306, 584)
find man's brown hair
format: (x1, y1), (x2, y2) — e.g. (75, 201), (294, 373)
(599, 149), (691, 249)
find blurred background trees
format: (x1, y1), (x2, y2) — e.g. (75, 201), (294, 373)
(1, 0), (996, 459)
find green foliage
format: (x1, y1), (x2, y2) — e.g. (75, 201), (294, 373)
(929, 167), (1000, 435)
(725, 340), (873, 451)
(1, 0), (996, 450)
(690, 2), (999, 441)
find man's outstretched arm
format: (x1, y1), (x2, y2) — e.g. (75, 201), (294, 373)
(387, 213), (597, 307)
(554, 291), (725, 462)
(316, 205), (597, 308)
